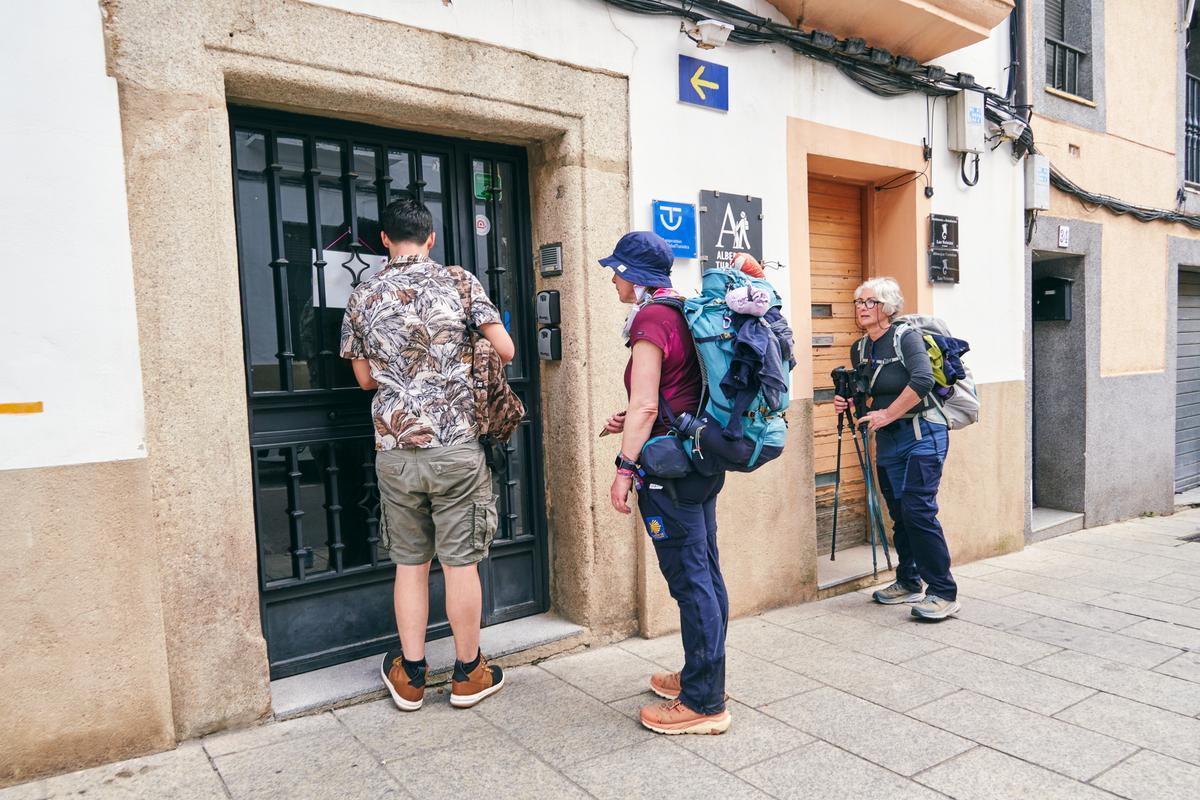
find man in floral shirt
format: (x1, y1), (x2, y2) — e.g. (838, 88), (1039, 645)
(341, 197), (514, 712)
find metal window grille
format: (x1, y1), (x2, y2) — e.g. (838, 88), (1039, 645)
(1188, 75), (1200, 184)
(1046, 37), (1087, 97)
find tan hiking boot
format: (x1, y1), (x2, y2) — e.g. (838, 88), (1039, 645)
(649, 671), (681, 700)
(450, 651), (505, 708)
(639, 699), (730, 735)
(381, 654), (425, 712)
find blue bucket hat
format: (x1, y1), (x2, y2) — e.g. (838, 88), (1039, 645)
(598, 231), (674, 288)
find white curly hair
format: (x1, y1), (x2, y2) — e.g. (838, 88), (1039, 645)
(854, 277), (904, 318)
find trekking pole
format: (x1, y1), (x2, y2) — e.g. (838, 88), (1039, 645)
(852, 422), (893, 572)
(847, 418), (879, 579)
(829, 410), (846, 561)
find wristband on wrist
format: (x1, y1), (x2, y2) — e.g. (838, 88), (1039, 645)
(616, 467), (635, 478)
(615, 452), (639, 473)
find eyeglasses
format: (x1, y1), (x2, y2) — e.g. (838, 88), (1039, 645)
(853, 299), (882, 309)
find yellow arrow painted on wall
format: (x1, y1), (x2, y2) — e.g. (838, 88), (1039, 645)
(0, 402), (43, 414)
(690, 66), (720, 99)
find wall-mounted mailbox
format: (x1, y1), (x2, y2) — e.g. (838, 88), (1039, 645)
(1033, 276), (1073, 322)
(535, 290), (561, 325)
(538, 327), (562, 361)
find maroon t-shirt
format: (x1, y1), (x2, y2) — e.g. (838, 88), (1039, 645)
(624, 303), (704, 437)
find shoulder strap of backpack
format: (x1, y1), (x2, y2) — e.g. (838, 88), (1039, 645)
(646, 295), (706, 420)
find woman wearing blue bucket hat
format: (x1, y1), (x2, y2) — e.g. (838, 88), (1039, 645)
(600, 231), (731, 736)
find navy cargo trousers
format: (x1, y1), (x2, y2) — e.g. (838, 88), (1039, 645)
(635, 471), (728, 716)
(873, 416), (958, 601)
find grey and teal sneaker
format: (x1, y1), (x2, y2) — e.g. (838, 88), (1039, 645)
(910, 595), (961, 621)
(872, 581), (924, 605)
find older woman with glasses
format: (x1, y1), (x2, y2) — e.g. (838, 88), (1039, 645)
(832, 277), (960, 620)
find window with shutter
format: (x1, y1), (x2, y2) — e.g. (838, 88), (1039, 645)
(1044, 0), (1091, 99)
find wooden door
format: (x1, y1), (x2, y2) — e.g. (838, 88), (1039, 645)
(809, 177), (868, 554)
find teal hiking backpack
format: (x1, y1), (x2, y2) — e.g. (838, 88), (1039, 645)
(647, 268), (794, 476)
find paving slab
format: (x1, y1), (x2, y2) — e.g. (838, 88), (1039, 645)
(789, 612), (947, 664)
(895, 616), (1063, 666)
(616, 632), (684, 670)
(737, 740), (944, 800)
(953, 561), (1005, 577)
(1126, 554), (1200, 577)
(903, 647), (1095, 715)
(1006, 616), (1181, 669)
(566, 738), (772, 800)
(470, 665), (655, 767)
(1066, 572), (1200, 604)
(813, 591), (918, 627)
(773, 640), (957, 712)
(907, 690), (1137, 781)
(538, 643), (663, 702)
(383, 730), (589, 799)
(22, 743), (226, 800)
(213, 728), (404, 800)
(203, 711), (343, 758)
(1156, 571), (1200, 591)
(724, 617), (836, 662)
(754, 602), (834, 627)
(994, 591), (1142, 633)
(722, 646), (824, 707)
(630, 698), (812, 772)
(1119, 619), (1200, 650)
(761, 686), (972, 776)
(972, 568), (1110, 602)
(1154, 649), (1200, 682)
(914, 746), (1119, 800)
(333, 692), (496, 761)
(1038, 538), (1155, 566)
(951, 574), (1024, 601)
(1027, 649), (1200, 715)
(953, 596), (1041, 631)
(1055, 692), (1200, 766)
(1090, 749), (1200, 800)
(1087, 592), (1200, 629)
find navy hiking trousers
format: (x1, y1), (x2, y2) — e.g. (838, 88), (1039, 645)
(636, 471), (728, 716)
(874, 417), (958, 602)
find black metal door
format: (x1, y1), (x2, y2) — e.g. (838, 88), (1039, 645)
(228, 107), (548, 678)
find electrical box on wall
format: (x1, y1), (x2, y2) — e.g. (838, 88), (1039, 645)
(1033, 276), (1073, 322)
(1025, 153), (1050, 210)
(947, 89), (985, 154)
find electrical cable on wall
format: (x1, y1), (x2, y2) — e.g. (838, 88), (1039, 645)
(601, 0), (1200, 231)
(960, 153), (980, 187)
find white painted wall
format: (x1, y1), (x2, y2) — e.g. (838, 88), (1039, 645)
(316, 0), (1027, 385)
(0, 0), (146, 470)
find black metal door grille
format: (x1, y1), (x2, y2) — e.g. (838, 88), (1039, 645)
(229, 107), (549, 678)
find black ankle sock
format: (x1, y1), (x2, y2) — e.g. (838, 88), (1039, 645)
(400, 654), (427, 682)
(458, 649), (481, 674)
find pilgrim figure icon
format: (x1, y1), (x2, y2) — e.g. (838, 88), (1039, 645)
(717, 203), (753, 250)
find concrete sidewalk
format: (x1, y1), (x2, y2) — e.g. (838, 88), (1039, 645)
(7, 511), (1200, 800)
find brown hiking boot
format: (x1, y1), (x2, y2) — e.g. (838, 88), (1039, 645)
(649, 671), (681, 700)
(381, 654), (425, 712)
(451, 651), (505, 708)
(639, 699), (730, 735)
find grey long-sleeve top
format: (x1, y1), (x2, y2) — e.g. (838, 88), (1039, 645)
(849, 323), (935, 412)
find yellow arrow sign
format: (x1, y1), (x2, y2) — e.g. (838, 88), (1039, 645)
(690, 66), (720, 100)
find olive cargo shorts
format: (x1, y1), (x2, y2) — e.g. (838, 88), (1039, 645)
(375, 441), (498, 566)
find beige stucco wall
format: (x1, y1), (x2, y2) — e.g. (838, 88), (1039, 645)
(938, 380), (1026, 563)
(0, 460), (174, 786)
(1104, 0), (1178, 154)
(99, 0), (638, 744)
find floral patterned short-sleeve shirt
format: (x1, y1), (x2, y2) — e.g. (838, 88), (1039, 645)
(340, 254), (502, 450)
